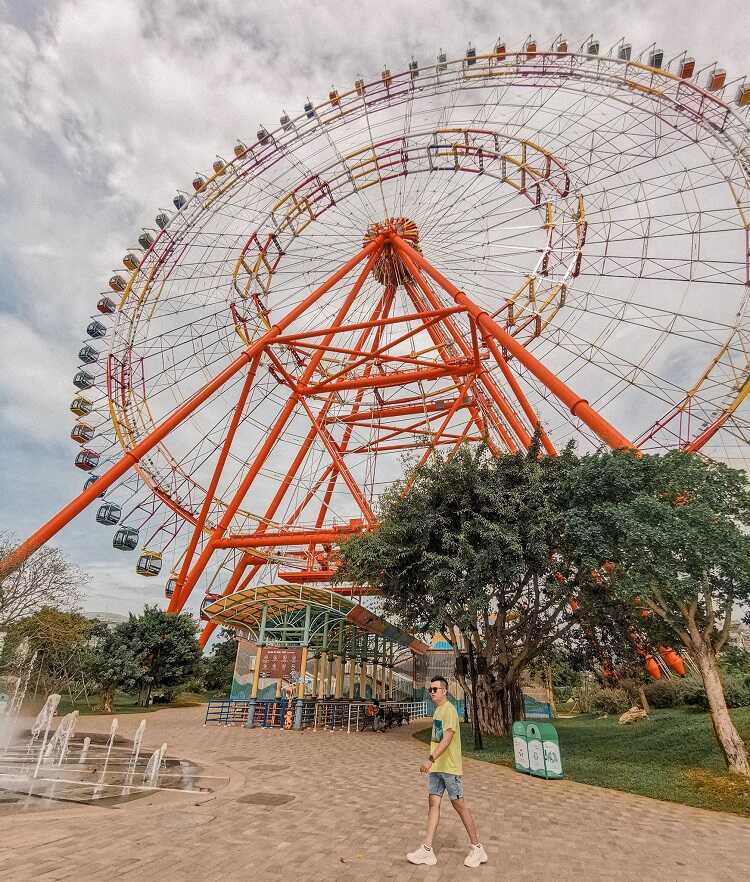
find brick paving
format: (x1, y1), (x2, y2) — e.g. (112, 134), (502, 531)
(1, 706), (750, 881)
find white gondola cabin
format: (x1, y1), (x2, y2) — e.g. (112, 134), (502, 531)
(78, 345), (99, 364)
(648, 48), (664, 68)
(73, 370), (95, 390)
(113, 526), (139, 550)
(96, 503), (122, 526)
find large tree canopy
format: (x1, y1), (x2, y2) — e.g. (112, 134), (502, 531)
(119, 605), (202, 706)
(557, 449), (750, 775)
(336, 443), (579, 735)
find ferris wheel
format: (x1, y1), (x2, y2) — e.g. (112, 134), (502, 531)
(6, 34), (750, 644)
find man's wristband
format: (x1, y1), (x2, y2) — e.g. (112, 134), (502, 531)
(428, 754), (435, 763)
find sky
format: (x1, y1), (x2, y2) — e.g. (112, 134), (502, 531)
(1, 0), (749, 619)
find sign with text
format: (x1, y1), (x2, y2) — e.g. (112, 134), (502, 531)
(259, 647), (303, 680)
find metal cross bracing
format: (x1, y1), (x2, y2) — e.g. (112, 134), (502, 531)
(3, 41), (750, 633)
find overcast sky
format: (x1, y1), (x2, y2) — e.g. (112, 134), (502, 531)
(1, 0), (748, 619)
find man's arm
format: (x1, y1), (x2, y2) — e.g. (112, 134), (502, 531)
(420, 728), (454, 773)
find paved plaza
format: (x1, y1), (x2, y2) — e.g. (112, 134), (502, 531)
(2, 706), (750, 881)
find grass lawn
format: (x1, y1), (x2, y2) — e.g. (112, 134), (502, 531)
(47, 691), (208, 716)
(415, 707), (750, 816)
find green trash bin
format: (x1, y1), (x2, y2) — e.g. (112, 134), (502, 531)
(512, 720), (530, 773)
(525, 722), (546, 777)
(539, 722), (563, 779)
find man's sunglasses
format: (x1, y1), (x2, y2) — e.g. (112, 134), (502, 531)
(428, 686), (443, 693)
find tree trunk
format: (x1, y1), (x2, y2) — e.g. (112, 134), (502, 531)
(474, 673), (524, 736)
(99, 686), (114, 714)
(638, 685), (650, 714)
(695, 647), (750, 776)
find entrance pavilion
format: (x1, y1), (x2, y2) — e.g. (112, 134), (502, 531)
(203, 584), (429, 727)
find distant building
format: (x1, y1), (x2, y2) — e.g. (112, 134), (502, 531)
(729, 622), (750, 652)
(84, 611), (129, 626)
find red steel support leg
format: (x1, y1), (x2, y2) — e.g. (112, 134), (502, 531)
(172, 353), (262, 602)
(171, 242), (385, 610)
(403, 372), (478, 493)
(390, 234), (635, 451)
(0, 236), (385, 580)
(403, 262), (533, 450)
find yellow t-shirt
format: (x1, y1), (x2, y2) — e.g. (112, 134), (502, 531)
(429, 700), (462, 775)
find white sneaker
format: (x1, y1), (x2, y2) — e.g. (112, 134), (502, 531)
(464, 844), (488, 868)
(407, 844), (437, 865)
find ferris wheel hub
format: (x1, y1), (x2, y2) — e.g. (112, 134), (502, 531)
(363, 217), (420, 287)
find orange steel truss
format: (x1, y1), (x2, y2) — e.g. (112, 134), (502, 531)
(1, 223), (635, 646)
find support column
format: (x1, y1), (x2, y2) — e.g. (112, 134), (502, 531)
(295, 602), (312, 730)
(246, 603), (267, 728)
(318, 652), (328, 699)
(334, 656), (344, 699)
(359, 649), (367, 699)
(348, 659), (356, 700)
(372, 637), (380, 699)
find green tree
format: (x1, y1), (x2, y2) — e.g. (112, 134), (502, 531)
(120, 605), (202, 706)
(4, 608), (95, 702)
(336, 444), (578, 736)
(558, 449), (750, 775)
(87, 622), (142, 712)
(203, 629), (237, 693)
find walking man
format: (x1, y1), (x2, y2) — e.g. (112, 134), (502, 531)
(407, 676), (487, 868)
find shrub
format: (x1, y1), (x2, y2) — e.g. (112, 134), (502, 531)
(680, 676), (750, 710)
(724, 678), (750, 709)
(681, 678), (709, 709)
(590, 687), (631, 715)
(644, 679), (687, 708)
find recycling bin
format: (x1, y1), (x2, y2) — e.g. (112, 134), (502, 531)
(525, 722), (547, 777)
(538, 722), (563, 779)
(512, 720), (530, 773)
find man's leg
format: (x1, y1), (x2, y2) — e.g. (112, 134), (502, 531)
(424, 794), (442, 848)
(451, 797), (480, 845)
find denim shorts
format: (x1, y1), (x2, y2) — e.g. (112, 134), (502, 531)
(428, 772), (463, 800)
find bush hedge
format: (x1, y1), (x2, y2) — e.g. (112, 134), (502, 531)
(590, 687), (631, 715)
(643, 676), (750, 711)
